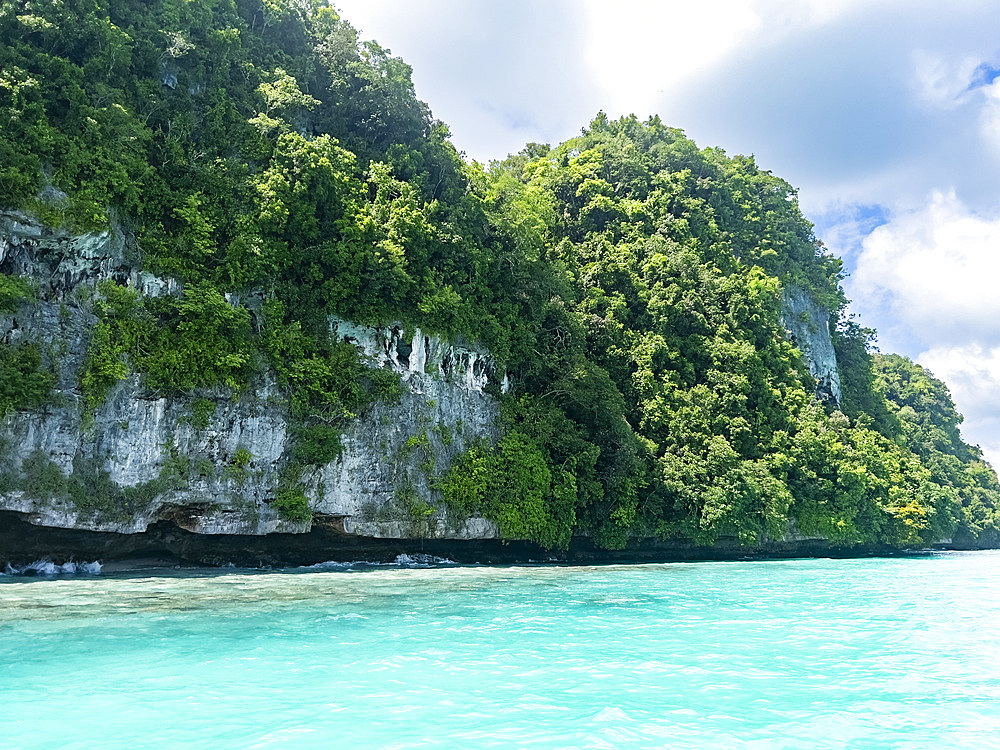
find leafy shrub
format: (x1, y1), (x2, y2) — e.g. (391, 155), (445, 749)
(20, 450), (68, 500)
(159, 449), (191, 487)
(0, 343), (55, 415)
(0, 274), (34, 313)
(82, 282), (254, 409)
(273, 487), (311, 523)
(141, 284), (255, 393)
(395, 481), (435, 534)
(79, 283), (151, 412)
(67, 459), (161, 521)
(292, 424), (343, 466)
(186, 398), (217, 430)
(79, 321), (128, 413)
(224, 447), (253, 483)
(440, 432), (574, 549)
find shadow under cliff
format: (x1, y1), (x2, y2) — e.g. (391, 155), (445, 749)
(5, 510), (997, 570)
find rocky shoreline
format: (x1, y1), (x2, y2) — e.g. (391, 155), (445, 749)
(3, 509), (994, 571)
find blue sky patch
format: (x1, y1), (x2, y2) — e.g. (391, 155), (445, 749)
(968, 61), (1000, 91)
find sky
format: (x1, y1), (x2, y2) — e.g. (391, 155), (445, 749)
(333, 0), (1000, 466)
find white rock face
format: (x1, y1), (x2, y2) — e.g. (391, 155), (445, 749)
(780, 285), (842, 406)
(0, 210), (126, 293)
(331, 317), (509, 395)
(0, 212), (502, 540)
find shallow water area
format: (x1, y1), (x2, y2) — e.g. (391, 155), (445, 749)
(3, 551), (1000, 748)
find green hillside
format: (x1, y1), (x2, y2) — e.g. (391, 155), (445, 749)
(1, 0), (997, 550)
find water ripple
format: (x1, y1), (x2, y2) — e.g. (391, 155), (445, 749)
(2, 552), (1000, 748)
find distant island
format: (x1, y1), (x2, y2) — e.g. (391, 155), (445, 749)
(1, 0), (997, 567)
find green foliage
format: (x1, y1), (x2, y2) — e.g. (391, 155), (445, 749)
(273, 486), (311, 523)
(261, 299), (399, 420)
(67, 462), (149, 520)
(873, 354), (1000, 539)
(402, 432), (430, 455)
(79, 282), (150, 411)
(186, 398), (217, 430)
(833, 319), (901, 438)
(0, 274), (34, 313)
(142, 283), (254, 392)
(0, 342), (55, 415)
(780, 406), (949, 547)
(291, 423), (344, 465)
(64, 450), (188, 521)
(159, 448), (192, 486)
(224, 447), (253, 483)
(79, 320), (129, 412)
(440, 431), (575, 550)
(16, 448), (189, 521)
(395, 480), (436, 533)
(21, 450), (68, 500)
(81, 280), (254, 409)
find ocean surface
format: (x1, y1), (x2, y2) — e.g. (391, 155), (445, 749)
(3, 552), (1000, 749)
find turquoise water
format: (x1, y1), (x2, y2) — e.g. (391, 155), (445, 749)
(3, 553), (1000, 749)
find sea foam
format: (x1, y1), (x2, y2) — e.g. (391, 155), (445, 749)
(300, 553), (458, 571)
(2, 559), (102, 576)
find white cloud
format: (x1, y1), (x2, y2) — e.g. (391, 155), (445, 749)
(332, 0), (597, 160)
(579, 0), (763, 116)
(911, 51), (981, 109)
(579, 0), (873, 89)
(331, 0), (900, 164)
(848, 191), (1000, 346)
(577, 0), (880, 137)
(846, 192), (1000, 468)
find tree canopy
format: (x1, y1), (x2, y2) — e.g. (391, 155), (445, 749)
(1, 0), (997, 548)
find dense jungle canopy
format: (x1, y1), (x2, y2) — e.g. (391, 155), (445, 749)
(1, 0), (998, 549)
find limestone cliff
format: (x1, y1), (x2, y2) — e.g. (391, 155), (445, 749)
(0, 212), (851, 559)
(0, 211), (504, 542)
(780, 285), (842, 406)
